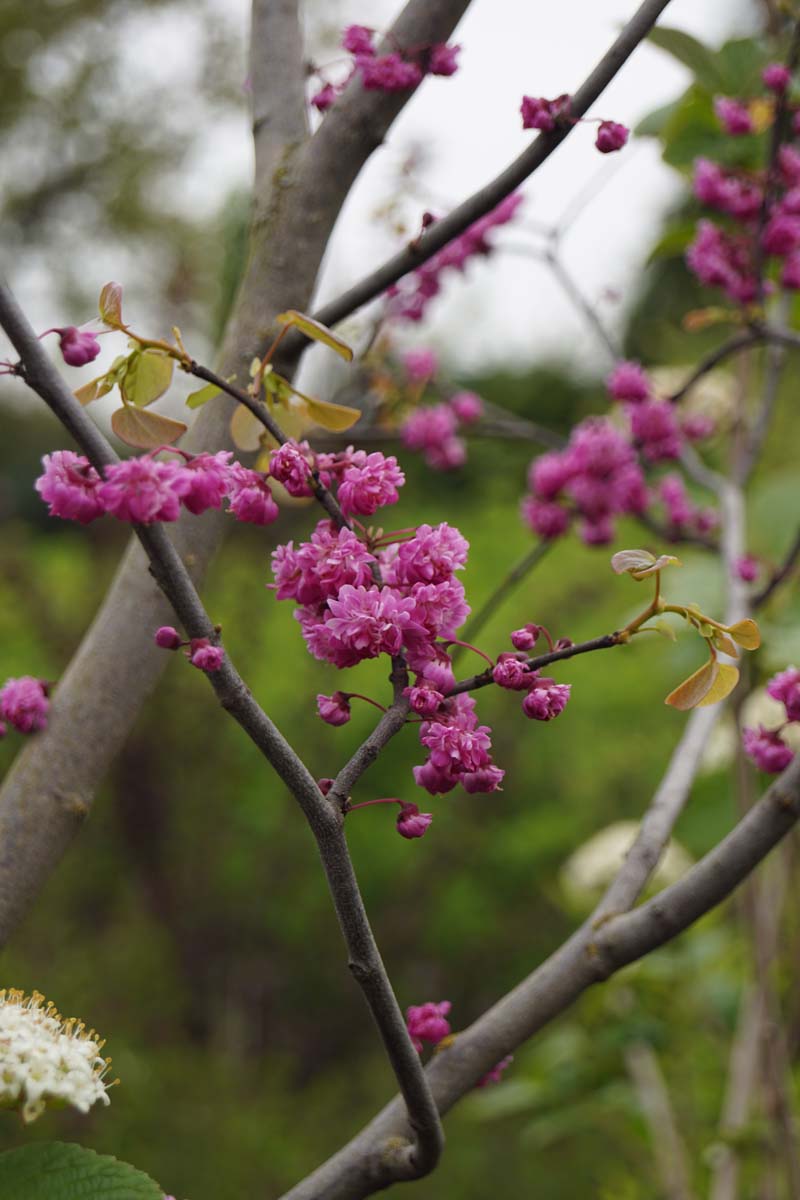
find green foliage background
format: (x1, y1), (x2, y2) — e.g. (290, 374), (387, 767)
(1, 7), (799, 1199)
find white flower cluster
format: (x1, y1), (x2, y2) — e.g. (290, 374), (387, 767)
(0, 988), (114, 1123)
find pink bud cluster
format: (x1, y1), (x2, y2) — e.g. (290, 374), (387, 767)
(520, 94), (629, 154)
(386, 193), (523, 323)
(658, 474), (718, 539)
(155, 627), (225, 673)
(742, 667), (800, 773)
(0, 676), (50, 738)
(311, 24), (459, 111)
(688, 64), (800, 301)
(405, 999), (512, 1086)
(492, 653), (571, 721)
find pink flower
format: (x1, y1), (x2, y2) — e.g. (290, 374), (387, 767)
(713, 97), (754, 135)
(180, 451), (232, 515)
(686, 220), (757, 304)
(693, 160), (762, 221)
(337, 452), (405, 517)
(385, 522), (469, 586)
(520, 95), (569, 131)
(404, 683), (445, 716)
(477, 1055), (513, 1087)
(98, 457), (190, 524)
(396, 802), (433, 839)
(660, 474), (695, 527)
(522, 679), (571, 721)
(57, 326), (101, 367)
(269, 441), (315, 498)
(407, 578), (470, 642)
(511, 625), (540, 651)
(317, 692), (352, 726)
(155, 626), (182, 650)
(629, 400), (683, 462)
(188, 639), (224, 672)
(403, 348), (438, 381)
(607, 360), (650, 403)
(402, 403), (458, 452)
(428, 43), (460, 76)
(0, 676), (49, 733)
(449, 390), (483, 424)
(742, 725), (794, 773)
(763, 212), (800, 257)
(734, 554), (760, 584)
(492, 654), (535, 691)
(682, 414), (715, 441)
(358, 53), (422, 92)
(766, 667), (800, 722)
(461, 763), (505, 793)
(342, 24), (374, 56)
(521, 497), (571, 540)
(312, 83), (338, 112)
(306, 585), (418, 667)
(595, 120), (629, 153)
(763, 63), (791, 92)
(226, 465), (279, 525)
(406, 1001), (451, 1052)
(271, 523), (376, 606)
(35, 450), (104, 524)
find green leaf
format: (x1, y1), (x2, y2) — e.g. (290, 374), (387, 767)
(111, 406), (187, 449)
(299, 392), (361, 432)
(725, 618), (761, 650)
(120, 350), (174, 408)
(185, 381), (221, 409)
(635, 98), (681, 138)
(230, 403), (265, 451)
(98, 282), (124, 328)
(646, 220), (697, 264)
(647, 27), (726, 92)
(0, 1142), (162, 1199)
(276, 310), (354, 362)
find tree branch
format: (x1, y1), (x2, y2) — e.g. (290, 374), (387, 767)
(0, 282), (445, 1182)
(309, 0), (675, 333)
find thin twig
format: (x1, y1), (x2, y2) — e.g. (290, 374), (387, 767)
(448, 631), (621, 698)
(754, 525), (800, 608)
(308, 0), (675, 336)
(624, 1041), (697, 1200)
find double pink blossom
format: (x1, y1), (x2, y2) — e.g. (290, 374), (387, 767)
(35, 451), (104, 524)
(0, 677), (50, 734)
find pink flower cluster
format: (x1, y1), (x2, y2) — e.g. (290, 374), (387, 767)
(387, 193), (524, 322)
(405, 999), (512, 1086)
(311, 25), (459, 111)
(0, 676), (50, 737)
(742, 667), (800, 773)
(521, 418), (648, 546)
(492, 653), (571, 722)
(400, 389), (483, 471)
(35, 449), (278, 527)
(35, 443), (404, 529)
(688, 64), (800, 301)
(658, 474), (717, 540)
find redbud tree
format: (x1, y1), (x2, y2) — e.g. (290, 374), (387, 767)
(1, 1), (799, 1197)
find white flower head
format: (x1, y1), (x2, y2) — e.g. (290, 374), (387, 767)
(0, 988), (115, 1123)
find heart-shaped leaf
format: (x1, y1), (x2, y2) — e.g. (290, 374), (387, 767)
(300, 393), (361, 432)
(725, 618), (761, 650)
(0, 1142), (162, 1200)
(611, 549), (681, 578)
(185, 381), (221, 409)
(98, 282), (124, 328)
(111, 406), (187, 449)
(230, 403), (265, 451)
(120, 350), (174, 408)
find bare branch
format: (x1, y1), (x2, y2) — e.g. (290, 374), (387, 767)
(754, 525), (800, 608)
(624, 1041), (697, 1200)
(448, 631), (622, 698)
(310, 0), (675, 333)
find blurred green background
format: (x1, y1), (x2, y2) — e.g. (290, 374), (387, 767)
(1, 4), (799, 1198)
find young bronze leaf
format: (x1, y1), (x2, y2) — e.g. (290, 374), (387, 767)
(276, 310), (354, 362)
(711, 630), (740, 658)
(665, 658), (719, 710)
(696, 662), (739, 707)
(98, 281), (124, 327)
(725, 619), (761, 650)
(111, 406), (187, 449)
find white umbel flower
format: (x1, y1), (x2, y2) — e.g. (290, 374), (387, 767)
(0, 988), (114, 1123)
